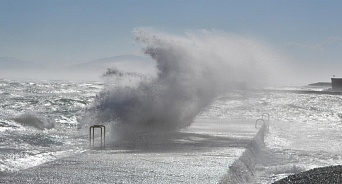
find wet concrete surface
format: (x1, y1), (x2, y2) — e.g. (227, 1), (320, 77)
(0, 119), (259, 184)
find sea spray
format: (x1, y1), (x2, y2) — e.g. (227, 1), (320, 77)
(87, 29), (289, 141)
(101, 67), (151, 88)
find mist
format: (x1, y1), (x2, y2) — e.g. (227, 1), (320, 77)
(86, 29), (293, 142)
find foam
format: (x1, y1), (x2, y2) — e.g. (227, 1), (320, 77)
(0, 149), (85, 176)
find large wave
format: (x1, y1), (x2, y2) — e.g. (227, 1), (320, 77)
(12, 112), (55, 130)
(87, 29), (289, 141)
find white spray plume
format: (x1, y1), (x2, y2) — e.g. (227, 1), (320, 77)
(88, 29), (291, 141)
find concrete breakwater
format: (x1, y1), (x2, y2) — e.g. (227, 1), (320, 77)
(220, 123), (266, 183)
(0, 119), (264, 183)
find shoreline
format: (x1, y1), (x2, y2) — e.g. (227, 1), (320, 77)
(274, 165), (342, 183)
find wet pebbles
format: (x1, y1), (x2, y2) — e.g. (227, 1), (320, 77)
(274, 165), (342, 184)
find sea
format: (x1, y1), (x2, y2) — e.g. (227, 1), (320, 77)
(1, 78), (342, 183)
(0, 79), (103, 176)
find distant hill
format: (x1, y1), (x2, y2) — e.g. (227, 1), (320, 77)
(0, 57), (44, 70)
(0, 57), (51, 81)
(0, 55), (156, 81)
(308, 82), (331, 87)
(65, 55), (156, 75)
(86, 55), (150, 64)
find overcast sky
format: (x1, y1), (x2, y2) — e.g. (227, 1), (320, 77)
(1, 0), (342, 79)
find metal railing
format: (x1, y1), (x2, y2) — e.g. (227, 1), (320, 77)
(89, 125), (106, 148)
(255, 113), (270, 132)
(262, 113), (270, 122)
(255, 119), (265, 128)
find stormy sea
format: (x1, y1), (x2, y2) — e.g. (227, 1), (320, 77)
(1, 30), (342, 183)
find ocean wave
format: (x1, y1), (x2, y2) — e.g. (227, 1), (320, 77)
(87, 29), (290, 142)
(12, 113), (55, 130)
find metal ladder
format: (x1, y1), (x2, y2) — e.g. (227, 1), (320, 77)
(89, 125), (106, 148)
(255, 113), (270, 132)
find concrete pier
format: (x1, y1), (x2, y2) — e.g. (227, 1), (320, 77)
(0, 118), (262, 184)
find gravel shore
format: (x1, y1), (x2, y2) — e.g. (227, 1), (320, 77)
(274, 165), (342, 184)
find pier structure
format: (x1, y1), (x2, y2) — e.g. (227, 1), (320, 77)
(331, 78), (342, 91)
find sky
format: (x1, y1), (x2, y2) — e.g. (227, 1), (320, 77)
(1, 0), (342, 81)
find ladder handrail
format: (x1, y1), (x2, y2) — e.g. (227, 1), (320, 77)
(255, 119), (265, 128)
(89, 125), (106, 149)
(262, 113), (270, 121)
(261, 113), (270, 132)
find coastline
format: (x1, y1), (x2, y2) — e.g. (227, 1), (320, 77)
(274, 165), (342, 184)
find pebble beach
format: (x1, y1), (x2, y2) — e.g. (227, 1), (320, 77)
(274, 165), (342, 184)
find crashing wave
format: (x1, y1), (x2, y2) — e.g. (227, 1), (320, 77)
(12, 112), (55, 130)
